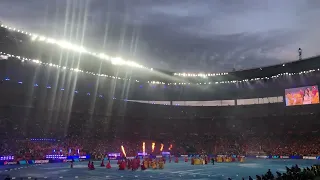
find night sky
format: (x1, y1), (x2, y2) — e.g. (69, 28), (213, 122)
(1, 0), (320, 72)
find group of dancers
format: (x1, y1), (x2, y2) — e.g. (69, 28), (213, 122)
(83, 157), (167, 171)
(185, 155), (245, 165)
(117, 158), (142, 170)
(85, 160), (112, 170)
(71, 155), (245, 170)
(215, 156), (245, 163)
(140, 157), (165, 170)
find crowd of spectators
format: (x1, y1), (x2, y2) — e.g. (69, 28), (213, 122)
(0, 109), (319, 159)
(248, 165), (320, 180)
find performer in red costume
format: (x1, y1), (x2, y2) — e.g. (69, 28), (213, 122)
(237, 156), (241, 162)
(131, 159), (138, 171)
(119, 160), (126, 170)
(100, 159), (105, 167)
(127, 159), (131, 169)
(137, 157), (141, 166)
(106, 160), (111, 169)
(88, 161), (91, 168)
(175, 157), (179, 163)
(184, 157), (188, 162)
(89, 162), (95, 170)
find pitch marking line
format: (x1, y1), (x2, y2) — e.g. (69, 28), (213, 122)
(171, 168), (205, 174)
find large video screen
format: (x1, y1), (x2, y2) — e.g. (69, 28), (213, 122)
(285, 85), (319, 106)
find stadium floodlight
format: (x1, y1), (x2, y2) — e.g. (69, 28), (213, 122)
(38, 36), (46, 41)
(99, 53), (110, 60)
(111, 57), (125, 65)
(46, 38), (57, 44)
(31, 34), (38, 41)
(0, 23), (149, 69)
(0, 55), (8, 60)
(173, 72), (228, 77)
(127, 61), (144, 68)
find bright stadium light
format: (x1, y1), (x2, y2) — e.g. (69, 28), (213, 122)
(0, 55), (8, 60)
(31, 34), (38, 41)
(46, 38), (57, 44)
(99, 53), (109, 60)
(38, 36), (46, 41)
(173, 72), (228, 77)
(0, 23), (149, 69)
(111, 57), (125, 65)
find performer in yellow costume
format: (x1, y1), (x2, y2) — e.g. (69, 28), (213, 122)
(148, 160), (152, 168)
(151, 160), (157, 169)
(158, 159), (164, 169)
(143, 159), (149, 169)
(217, 156), (223, 163)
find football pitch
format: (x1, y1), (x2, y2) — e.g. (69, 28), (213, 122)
(0, 158), (318, 180)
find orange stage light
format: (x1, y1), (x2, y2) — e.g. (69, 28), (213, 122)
(160, 143), (164, 151)
(152, 142), (155, 152)
(142, 142), (145, 155)
(121, 145), (126, 157)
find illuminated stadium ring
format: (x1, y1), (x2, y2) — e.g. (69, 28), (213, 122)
(1, 52), (320, 86)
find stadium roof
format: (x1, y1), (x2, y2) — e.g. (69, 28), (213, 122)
(1, 23), (320, 86)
